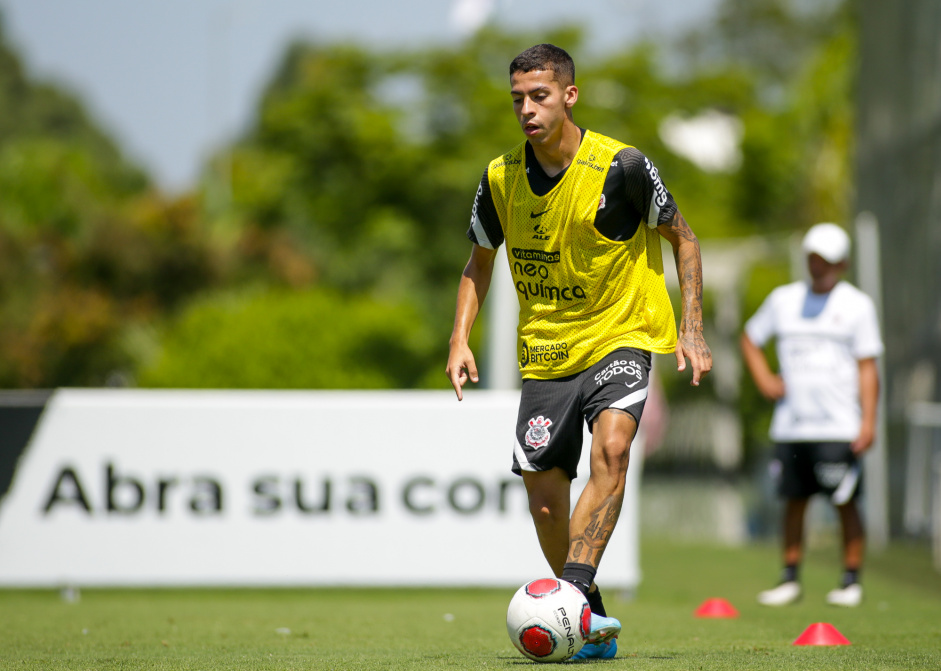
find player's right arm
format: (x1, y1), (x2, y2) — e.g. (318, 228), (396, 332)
(740, 332), (785, 401)
(447, 243), (498, 400)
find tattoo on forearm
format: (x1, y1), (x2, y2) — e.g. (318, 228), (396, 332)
(682, 319), (704, 331)
(670, 213), (705, 334)
(667, 212), (697, 242)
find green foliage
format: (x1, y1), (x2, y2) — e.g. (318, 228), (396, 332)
(0, 1), (859, 403)
(670, 0), (856, 236)
(138, 288), (443, 390)
(681, 0), (847, 90)
(0, 196), (222, 387)
(217, 35), (521, 311)
(0, 139), (117, 237)
(0, 21), (175, 388)
(0, 23), (145, 195)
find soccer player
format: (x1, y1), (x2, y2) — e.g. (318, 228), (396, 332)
(446, 44), (712, 659)
(742, 223), (883, 608)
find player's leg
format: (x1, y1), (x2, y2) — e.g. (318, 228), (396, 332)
(563, 350), (647, 593)
(759, 442), (811, 605)
(827, 500), (864, 606)
(783, 497), (809, 567)
(826, 440), (864, 606)
(565, 408), (633, 660)
(757, 497), (807, 606)
(520, 467), (571, 578)
(567, 407), (635, 570)
(512, 376), (584, 575)
(817, 441), (864, 606)
(836, 500), (864, 571)
(568, 349), (651, 660)
(564, 347), (650, 588)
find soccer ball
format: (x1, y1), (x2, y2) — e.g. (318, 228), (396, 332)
(506, 578), (591, 662)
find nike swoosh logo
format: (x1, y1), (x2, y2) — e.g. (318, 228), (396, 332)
(530, 209), (551, 218)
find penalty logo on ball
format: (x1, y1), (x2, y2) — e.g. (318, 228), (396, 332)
(506, 578), (591, 662)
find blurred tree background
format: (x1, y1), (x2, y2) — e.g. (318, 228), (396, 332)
(0, 0), (853, 462)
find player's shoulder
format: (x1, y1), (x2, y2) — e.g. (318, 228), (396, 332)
(756, 281), (806, 315)
(586, 129), (632, 153)
(832, 279), (868, 298)
(832, 281), (877, 310)
(487, 142), (526, 171)
(769, 280), (807, 301)
(614, 145), (647, 170)
(609, 143), (665, 188)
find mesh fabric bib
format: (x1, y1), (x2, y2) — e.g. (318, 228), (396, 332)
(487, 130), (677, 379)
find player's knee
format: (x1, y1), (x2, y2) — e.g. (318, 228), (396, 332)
(527, 493), (567, 526)
(595, 433), (631, 475)
(528, 503), (558, 527)
(593, 413), (635, 469)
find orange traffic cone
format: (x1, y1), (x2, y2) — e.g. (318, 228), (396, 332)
(694, 598), (739, 618)
(793, 622), (851, 646)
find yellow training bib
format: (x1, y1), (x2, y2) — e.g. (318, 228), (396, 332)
(487, 131), (677, 379)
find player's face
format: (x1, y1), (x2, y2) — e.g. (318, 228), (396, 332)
(807, 253), (846, 288)
(510, 69), (577, 145)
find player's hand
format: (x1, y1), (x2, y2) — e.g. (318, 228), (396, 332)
(851, 425), (875, 455)
(756, 374), (786, 401)
(446, 343), (479, 401)
(675, 331), (712, 386)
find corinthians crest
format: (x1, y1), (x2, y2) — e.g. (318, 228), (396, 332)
(525, 416), (553, 449)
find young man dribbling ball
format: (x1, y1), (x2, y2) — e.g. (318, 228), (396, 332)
(446, 44), (712, 659)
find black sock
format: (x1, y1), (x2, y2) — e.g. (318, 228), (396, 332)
(586, 586), (607, 617)
(841, 569), (859, 587)
(561, 562), (596, 598)
(781, 564), (799, 584)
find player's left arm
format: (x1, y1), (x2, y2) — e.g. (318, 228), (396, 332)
(657, 211), (712, 386)
(852, 357), (880, 454)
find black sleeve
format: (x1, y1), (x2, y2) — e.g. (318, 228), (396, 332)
(466, 169), (504, 249)
(618, 147), (678, 227)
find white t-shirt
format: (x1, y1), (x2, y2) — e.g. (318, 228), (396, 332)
(745, 280), (884, 442)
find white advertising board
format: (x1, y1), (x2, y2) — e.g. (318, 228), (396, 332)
(0, 389), (641, 587)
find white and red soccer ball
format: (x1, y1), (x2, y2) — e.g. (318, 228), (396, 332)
(506, 578), (591, 662)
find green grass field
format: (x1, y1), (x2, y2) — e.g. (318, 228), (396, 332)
(2, 539), (940, 670)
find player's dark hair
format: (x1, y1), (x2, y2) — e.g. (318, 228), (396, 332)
(509, 44), (575, 87)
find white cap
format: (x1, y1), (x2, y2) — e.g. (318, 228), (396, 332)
(801, 223), (850, 264)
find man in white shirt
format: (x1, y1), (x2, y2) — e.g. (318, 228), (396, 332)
(741, 222), (883, 607)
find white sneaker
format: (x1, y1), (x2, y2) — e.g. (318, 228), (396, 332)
(826, 583), (862, 607)
(758, 581), (801, 606)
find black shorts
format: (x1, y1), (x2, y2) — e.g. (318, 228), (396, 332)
(512, 348), (651, 480)
(772, 441), (862, 504)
